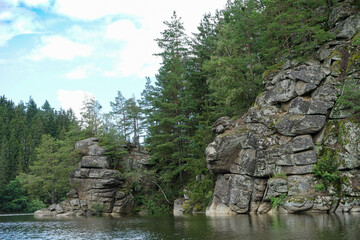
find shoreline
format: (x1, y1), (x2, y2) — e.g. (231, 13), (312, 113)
(0, 213), (34, 217)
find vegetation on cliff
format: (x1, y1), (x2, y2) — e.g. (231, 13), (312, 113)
(1, 0), (358, 214)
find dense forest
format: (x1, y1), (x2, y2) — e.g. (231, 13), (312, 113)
(1, 0), (354, 214)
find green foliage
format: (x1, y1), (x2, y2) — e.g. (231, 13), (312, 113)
(315, 183), (325, 192)
(80, 98), (102, 137)
(336, 79), (360, 116)
(261, 0), (332, 63)
(91, 202), (107, 216)
(269, 194), (287, 209)
(18, 134), (78, 204)
(271, 172), (288, 180)
(312, 148), (346, 195)
(142, 192), (172, 215)
(0, 179), (28, 213)
(98, 129), (128, 169)
(0, 178), (45, 213)
(25, 199), (46, 213)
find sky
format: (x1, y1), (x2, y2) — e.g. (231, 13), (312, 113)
(0, 0), (227, 118)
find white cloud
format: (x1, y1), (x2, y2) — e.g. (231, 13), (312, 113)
(28, 35), (93, 60)
(53, 0), (227, 78)
(0, 6), (42, 46)
(65, 67), (87, 79)
(53, 0), (125, 20)
(57, 89), (95, 119)
(21, 0), (50, 8)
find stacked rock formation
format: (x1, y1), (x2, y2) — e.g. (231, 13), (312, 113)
(35, 138), (134, 217)
(205, 7), (360, 215)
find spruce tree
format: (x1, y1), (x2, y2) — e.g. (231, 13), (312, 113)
(147, 11), (190, 189)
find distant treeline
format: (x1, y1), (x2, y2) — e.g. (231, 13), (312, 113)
(0, 0), (337, 214)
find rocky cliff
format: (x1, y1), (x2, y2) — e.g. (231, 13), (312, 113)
(205, 5), (360, 215)
(35, 138), (150, 217)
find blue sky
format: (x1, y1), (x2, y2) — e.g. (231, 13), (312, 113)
(0, 0), (227, 117)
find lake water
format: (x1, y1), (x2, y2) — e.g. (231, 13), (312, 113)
(1, 213), (359, 240)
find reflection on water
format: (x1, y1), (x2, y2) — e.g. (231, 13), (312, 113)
(0, 213), (359, 240)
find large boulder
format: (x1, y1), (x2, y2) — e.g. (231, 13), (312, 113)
(275, 114), (326, 136)
(206, 174), (254, 215)
(75, 138), (105, 156)
(80, 156), (110, 169)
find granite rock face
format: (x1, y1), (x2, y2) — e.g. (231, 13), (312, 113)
(35, 138), (149, 217)
(206, 9), (360, 215)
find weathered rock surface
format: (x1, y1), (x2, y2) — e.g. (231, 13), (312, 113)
(205, 7), (360, 215)
(35, 138), (148, 218)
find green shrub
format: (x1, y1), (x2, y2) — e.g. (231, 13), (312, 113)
(25, 199), (46, 213)
(312, 148), (346, 195)
(91, 203), (107, 216)
(269, 194), (287, 209)
(315, 183), (325, 192)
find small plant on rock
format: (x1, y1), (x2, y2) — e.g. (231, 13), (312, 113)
(269, 194), (287, 209)
(312, 148), (346, 195)
(91, 203), (107, 216)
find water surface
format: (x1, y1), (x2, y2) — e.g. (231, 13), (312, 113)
(1, 213), (359, 239)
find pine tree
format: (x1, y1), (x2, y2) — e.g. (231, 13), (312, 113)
(19, 135), (76, 204)
(80, 97), (102, 136)
(110, 91), (132, 141)
(147, 11), (190, 188)
(125, 97), (142, 146)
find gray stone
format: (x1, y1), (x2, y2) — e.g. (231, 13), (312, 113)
(245, 106), (282, 128)
(295, 81), (317, 96)
(277, 165), (314, 175)
(287, 175), (315, 196)
(246, 123), (276, 136)
(49, 204), (56, 211)
(264, 79), (297, 104)
(311, 85), (338, 107)
(288, 97), (330, 115)
(66, 189), (78, 198)
(75, 138), (98, 155)
(293, 150), (317, 165)
(211, 174), (254, 214)
(257, 202), (272, 214)
(287, 135), (314, 153)
(70, 199), (80, 207)
(212, 117), (233, 134)
(115, 191), (126, 199)
(275, 114), (326, 136)
(206, 134), (248, 174)
(88, 144), (106, 156)
(230, 149), (256, 175)
(316, 46), (332, 61)
(112, 194), (134, 214)
(328, 3), (359, 27)
(55, 204), (64, 214)
(252, 178), (268, 202)
(283, 195), (314, 213)
(70, 168), (90, 178)
(332, 13), (360, 39)
(34, 208), (57, 217)
(80, 156), (109, 169)
(311, 196), (335, 212)
(88, 169), (122, 179)
(57, 212), (76, 217)
(265, 178), (288, 200)
(290, 65), (326, 85)
(173, 198), (186, 216)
